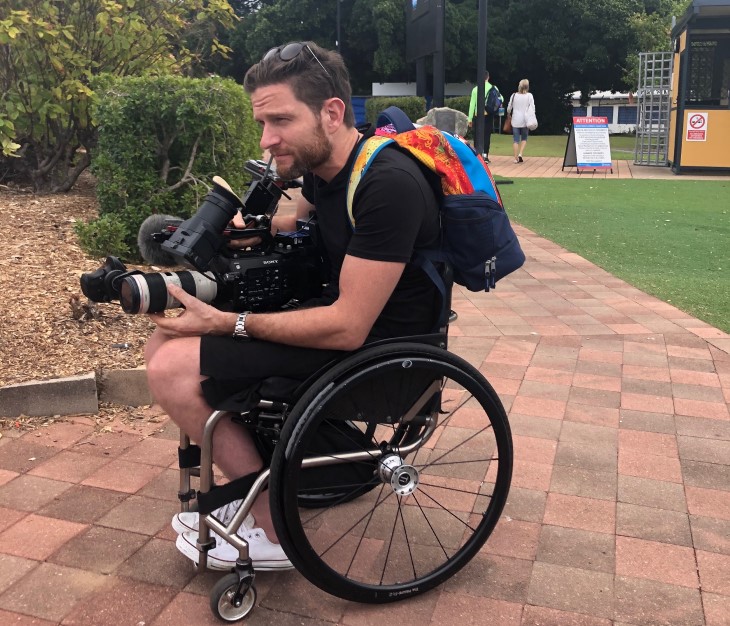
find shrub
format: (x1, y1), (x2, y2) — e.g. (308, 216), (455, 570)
(365, 97), (427, 125)
(445, 96), (470, 117)
(74, 214), (130, 260)
(0, 0), (235, 192)
(82, 75), (260, 261)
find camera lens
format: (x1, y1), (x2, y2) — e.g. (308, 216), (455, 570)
(119, 271), (218, 314)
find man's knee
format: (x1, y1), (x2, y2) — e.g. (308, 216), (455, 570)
(146, 337), (200, 389)
(144, 328), (168, 365)
(146, 345), (173, 392)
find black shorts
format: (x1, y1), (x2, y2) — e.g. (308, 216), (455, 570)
(199, 335), (344, 412)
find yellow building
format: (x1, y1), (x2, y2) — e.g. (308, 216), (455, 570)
(668, 0), (730, 172)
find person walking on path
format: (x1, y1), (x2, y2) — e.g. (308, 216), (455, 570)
(506, 79), (535, 163)
(468, 70), (501, 164)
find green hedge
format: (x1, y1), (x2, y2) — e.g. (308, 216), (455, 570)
(445, 96), (470, 117)
(364, 97), (427, 125)
(81, 75), (261, 261)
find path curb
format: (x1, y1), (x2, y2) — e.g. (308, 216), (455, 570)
(0, 367), (151, 418)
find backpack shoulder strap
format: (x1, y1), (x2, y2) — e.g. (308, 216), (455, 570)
(346, 135), (394, 230)
(347, 128), (452, 327)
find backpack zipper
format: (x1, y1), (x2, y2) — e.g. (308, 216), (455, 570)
(484, 256), (497, 291)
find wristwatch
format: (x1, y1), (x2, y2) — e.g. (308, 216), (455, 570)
(232, 311), (251, 339)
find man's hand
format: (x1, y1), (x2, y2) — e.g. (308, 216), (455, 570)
(227, 211), (263, 249)
(148, 283), (234, 338)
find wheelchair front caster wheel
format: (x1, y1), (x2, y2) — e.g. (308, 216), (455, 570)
(210, 573), (257, 622)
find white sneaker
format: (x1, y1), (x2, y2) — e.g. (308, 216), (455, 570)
(176, 527), (293, 571)
(171, 499), (254, 535)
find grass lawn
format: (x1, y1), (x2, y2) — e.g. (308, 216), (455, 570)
(498, 178), (730, 333)
(484, 133), (636, 160)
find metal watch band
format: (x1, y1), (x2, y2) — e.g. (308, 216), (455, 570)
(233, 311), (250, 339)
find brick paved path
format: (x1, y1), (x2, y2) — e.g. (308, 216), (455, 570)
(1, 192), (729, 625)
(488, 154), (730, 180)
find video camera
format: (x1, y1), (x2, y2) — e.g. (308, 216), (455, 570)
(80, 159), (325, 314)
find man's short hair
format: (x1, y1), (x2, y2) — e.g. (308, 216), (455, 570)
(244, 41), (355, 127)
(484, 71), (490, 80)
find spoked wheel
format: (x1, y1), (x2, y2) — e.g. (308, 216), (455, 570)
(269, 343), (513, 604)
(209, 573), (257, 622)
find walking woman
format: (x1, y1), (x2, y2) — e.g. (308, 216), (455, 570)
(506, 79), (536, 163)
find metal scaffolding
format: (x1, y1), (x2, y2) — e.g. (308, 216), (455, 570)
(634, 52), (673, 166)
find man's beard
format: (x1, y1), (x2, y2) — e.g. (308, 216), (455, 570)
(275, 122), (332, 180)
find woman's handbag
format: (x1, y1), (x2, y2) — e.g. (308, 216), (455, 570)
(503, 93), (514, 133)
(526, 101), (538, 131)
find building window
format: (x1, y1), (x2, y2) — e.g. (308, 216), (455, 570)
(591, 106), (614, 122)
(618, 105), (638, 124)
(572, 106), (587, 117)
(687, 35), (730, 106)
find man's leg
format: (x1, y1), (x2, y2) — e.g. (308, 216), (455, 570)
(145, 332), (275, 539)
(483, 116), (494, 159)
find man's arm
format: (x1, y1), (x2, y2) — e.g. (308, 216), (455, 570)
(244, 255), (404, 350)
(467, 86), (477, 122)
(227, 192), (313, 250)
(150, 155), (431, 351)
(153, 255), (405, 351)
(271, 192), (313, 233)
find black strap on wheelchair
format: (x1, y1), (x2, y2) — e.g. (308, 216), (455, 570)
(178, 445), (201, 469)
(196, 473), (259, 516)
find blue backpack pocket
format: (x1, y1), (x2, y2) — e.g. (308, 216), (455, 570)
(441, 193), (525, 291)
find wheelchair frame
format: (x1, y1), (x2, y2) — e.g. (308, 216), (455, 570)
(175, 274), (514, 622)
(179, 335), (512, 622)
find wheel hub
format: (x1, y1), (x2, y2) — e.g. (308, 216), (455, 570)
(379, 454), (419, 496)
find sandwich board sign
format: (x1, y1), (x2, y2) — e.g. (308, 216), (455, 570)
(562, 116), (613, 173)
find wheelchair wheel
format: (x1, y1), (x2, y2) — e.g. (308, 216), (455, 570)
(209, 573), (257, 622)
(269, 343), (513, 604)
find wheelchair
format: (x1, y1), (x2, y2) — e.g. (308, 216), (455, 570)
(175, 270), (514, 622)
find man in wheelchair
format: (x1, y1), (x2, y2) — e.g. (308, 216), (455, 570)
(143, 41), (442, 571)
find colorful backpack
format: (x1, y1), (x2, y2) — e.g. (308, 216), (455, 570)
(348, 106), (525, 314)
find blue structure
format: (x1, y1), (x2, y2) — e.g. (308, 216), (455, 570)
(352, 96), (367, 125)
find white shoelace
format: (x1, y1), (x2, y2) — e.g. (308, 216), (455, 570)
(215, 499), (243, 525)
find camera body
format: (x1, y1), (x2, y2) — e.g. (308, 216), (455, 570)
(80, 161), (326, 314)
(218, 218), (324, 312)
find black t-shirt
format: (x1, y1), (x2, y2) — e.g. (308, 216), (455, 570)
(302, 127), (440, 339)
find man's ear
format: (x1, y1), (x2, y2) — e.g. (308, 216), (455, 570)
(321, 97), (346, 131)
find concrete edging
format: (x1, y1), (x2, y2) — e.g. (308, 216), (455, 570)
(0, 367), (151, 418)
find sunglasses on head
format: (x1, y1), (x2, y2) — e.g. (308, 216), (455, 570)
(262, 42), (332, 81)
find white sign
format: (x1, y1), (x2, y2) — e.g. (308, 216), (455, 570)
(573, 117), (612, 169)
(686, 112), (708, 141)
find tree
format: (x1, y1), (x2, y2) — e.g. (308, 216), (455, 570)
(0, 0), (235, 192)
(181, 0), (683, 135)
(221, 0), (412, 94)
(487, 0), (648, 132)
(236, 0), (336, 68)
(624, 0), (690, 88)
